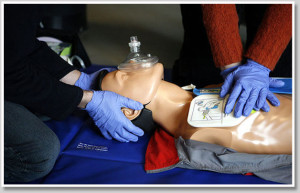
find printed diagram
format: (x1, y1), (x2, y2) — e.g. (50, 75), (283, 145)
(188, 94), (245, 127)
(191, 98), (223, 121)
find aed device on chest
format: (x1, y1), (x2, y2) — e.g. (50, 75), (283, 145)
(187, 88), (246, 127)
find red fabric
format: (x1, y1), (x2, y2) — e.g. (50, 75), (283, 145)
(144, 128), (179, 172)
(244, 173), (254, 176)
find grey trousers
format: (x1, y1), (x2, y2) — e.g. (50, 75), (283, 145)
(4, 100), (60, 183)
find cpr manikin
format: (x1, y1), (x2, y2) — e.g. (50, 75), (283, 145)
(100, 62), (292, 155)
(96, 37), (292, 184)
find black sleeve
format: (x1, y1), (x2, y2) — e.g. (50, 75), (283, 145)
(4, 4), (83, 120)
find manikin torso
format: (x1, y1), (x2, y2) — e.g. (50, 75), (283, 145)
(147, 80), (292, 155)
(101, 63), (292, 155)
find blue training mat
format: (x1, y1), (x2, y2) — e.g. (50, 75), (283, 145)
(29, 65), (281, 185)
(30, 110), (279, 184)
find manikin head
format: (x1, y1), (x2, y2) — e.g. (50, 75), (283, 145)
(100, 63), (164, 105)
(99, 63), (164, 131)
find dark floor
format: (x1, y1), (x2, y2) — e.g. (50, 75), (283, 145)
(79, 4), (184, 69)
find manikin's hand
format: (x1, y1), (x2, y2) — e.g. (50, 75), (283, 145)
(75, 68), (116, 90)
(84, 90), (144, 142)
(220, 59), (280, 118)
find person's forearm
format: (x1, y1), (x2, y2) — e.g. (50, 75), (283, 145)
(78, 90), (93, 109)
(60, 70), (81, 85)
(201, 4), (243, 68)
(244, 4), (292, 70)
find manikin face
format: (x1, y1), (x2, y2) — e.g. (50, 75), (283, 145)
(101, 63), (164, 105)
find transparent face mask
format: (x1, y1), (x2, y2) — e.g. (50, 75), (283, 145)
(118, 36), (159, 72)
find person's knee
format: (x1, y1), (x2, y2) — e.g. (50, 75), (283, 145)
(4, 100), (61, 183)
(31, 132), (60, 178)
(5, 131), (60, 183)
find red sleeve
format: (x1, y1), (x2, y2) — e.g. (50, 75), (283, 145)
(244, 4), (292, 70)
(201, 4), (243, 68)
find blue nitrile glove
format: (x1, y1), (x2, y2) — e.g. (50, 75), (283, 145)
(220, 59), (280, 117)
(84, 90), (144, 142)
(222, 71), (284, 113)
(75, 68), (116, 90)
(255, 77), (284, 112)
(220, 65), (239, 79)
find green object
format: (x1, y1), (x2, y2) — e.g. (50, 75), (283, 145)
(60, 44), (72, 56)
(45, 42), (72, 56)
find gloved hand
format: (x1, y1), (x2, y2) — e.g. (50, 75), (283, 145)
(220, 65), (239, 79)
(75, 68), (116, 90)
(220, 59), (280, 117)
(255, 77), (284, 112)
(84, 90), (144, 142)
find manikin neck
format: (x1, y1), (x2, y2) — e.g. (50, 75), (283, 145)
(146, 80), (194, 137)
